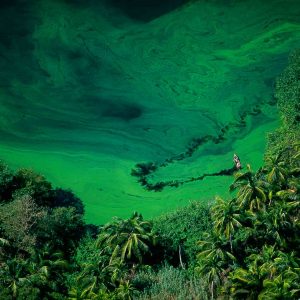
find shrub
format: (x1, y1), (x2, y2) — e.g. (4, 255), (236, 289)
(134, 265), (208, 300)
(152, 201), (212, 267)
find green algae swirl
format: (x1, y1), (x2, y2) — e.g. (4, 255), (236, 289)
(0, 0), (300, 223)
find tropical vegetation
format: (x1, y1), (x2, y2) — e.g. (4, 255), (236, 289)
(0, 51), (299, 299)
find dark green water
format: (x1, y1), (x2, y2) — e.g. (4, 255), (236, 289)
(0, 0), (299, 223)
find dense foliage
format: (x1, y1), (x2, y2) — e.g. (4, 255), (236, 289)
(267, 49), (300, 158)
(0, 51), (299, 299)
(152, 201), (212, 267)
(193, 50), (300, 299)
(0, 165), (86, 299)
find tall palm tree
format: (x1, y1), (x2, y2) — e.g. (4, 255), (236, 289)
(230, 165), (267, 211)
(196, 232), (235, 299)
(264, 154), (287, 189)
(211, 197), (242, 251)
(97, 212), (156, 265)
(196, 255), (223, 300)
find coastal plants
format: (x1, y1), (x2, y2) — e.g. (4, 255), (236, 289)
(230, 165), (268, 211)
(97, 212), (156, 266)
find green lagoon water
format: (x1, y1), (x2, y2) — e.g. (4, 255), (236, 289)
(0, 0), (300, 223)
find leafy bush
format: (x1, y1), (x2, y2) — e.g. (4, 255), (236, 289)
(134, 265), (208, 300)
(152, 201), (212, 267)
(267, 50), (300, 159)
(0, 161), (14, 202)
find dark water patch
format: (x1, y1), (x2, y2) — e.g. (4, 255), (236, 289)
(107, 0), (186, 22)
(102, 101), (142, 120)
(0, 0), (20, 9)
(81, 95), (143, 121)
(0, 1), (40, 85)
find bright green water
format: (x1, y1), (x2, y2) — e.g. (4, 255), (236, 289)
(0, 0), (299, 223)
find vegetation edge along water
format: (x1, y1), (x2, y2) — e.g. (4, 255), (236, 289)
(0, 50), (299, 299)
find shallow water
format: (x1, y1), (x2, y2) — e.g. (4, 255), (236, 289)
(0, 0), (299, 223)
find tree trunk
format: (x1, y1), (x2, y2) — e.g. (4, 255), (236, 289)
(178, 244), (185, 269)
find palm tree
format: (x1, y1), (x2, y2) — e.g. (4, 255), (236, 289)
(264, 143), (300, 192)
(68, 283), (101, 300)
(196, 232), (235, 299)
(0, 258), (29, 298)
(197, 232), (236, 266)
(0, 247), (65, 298)
(27, 244), (68, 284)
(196, 256), (223, 300)
(69, 269), (101, 300)
(260, 270), (299, 300)
(0, 237), (9, 247)
(229, 265), (262, 299)
(230, 165), (268, 211)
(264, 154), (287, 189)
(113, 280), (136, 300)
(21, 244), (69, 298)
(259, 249), (300, 299)
(248, 208), (283, 248)
(0, 237), (10, 261)
(101, 259), (128, 287)
(69, 259), (127, 300)
(211, 197), (242, 251)
(97, 212), (156, 265)
(268, 246), (299, 296)
(229, 245), (300, 299)
(229, 249), (271, 300)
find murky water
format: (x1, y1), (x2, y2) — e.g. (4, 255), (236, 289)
(0, 0), (299, 223)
